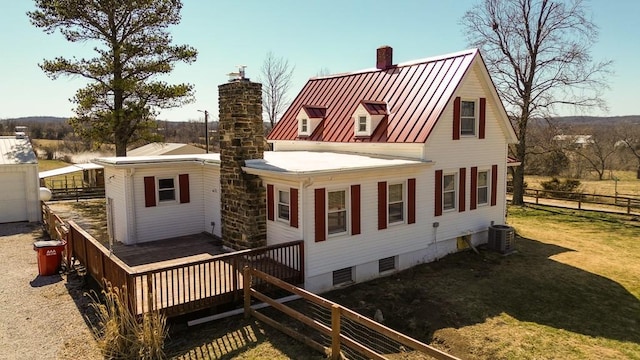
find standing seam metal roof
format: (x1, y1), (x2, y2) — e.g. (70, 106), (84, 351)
(0, 137), (37, 165)
(268, 49), (478, 143)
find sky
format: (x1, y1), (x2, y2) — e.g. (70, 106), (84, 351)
(1, 0), (639, 123)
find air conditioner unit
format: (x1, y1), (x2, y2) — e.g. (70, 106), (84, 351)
(488, 224), (515, 254)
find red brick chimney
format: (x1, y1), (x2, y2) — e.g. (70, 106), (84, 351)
(376, 46), (393, 70)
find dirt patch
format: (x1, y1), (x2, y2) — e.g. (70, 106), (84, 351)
(0, 222), (101, 359)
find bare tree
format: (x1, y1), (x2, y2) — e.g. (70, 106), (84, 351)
(618, 122), (640, 176)
(260, 52), (295, 128)
(461, 0), (612, 204)
(567, 126), (618, 180)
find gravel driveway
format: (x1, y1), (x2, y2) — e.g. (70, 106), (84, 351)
(0, 222), (101, 360)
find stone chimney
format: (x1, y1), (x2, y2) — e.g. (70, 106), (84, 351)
(376, 46), (393, 70)
(218, 78), (266, 250)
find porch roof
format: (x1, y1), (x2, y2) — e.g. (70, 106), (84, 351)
(244, 151), (429, 177)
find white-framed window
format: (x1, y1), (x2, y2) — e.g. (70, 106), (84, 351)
(158, 177), (176, 202)
(443, 173), (456, 211)
(277, 189), (290, 222)
(461, 100), (476, 136)
(300, 118), (308, 134)
(388, 182), (404, 224)
(328, 189), (348, 235)
(477, 170), (489, 206)
(358, 116), (367, 133)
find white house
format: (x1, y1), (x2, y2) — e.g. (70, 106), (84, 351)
(0, 136), (40, 223)
(95, 46), (518, 293)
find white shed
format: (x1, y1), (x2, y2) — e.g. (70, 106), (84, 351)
(0, 137), (40, 223)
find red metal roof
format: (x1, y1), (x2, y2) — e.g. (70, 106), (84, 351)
(268, 49), (478, 143)
(361, 100), (387, 116)
(302, 105), (327, 118)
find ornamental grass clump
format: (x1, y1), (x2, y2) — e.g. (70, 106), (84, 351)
(87, 282), (167, 360)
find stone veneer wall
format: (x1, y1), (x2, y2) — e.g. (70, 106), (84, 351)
(218, 80), (266, 250)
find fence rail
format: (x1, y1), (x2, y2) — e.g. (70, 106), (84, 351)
(509, 188), (640, 215)
(50, 186), (105, 201)
(243, 267), (460, 360)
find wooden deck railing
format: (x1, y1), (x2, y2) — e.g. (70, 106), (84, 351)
(41, 202), (71, 267)
(63, 218), (304, 318)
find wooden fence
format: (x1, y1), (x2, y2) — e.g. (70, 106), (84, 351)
(50, 186), (105, 201)
(516, 188), (640, 214)
(243, 267), (460, 360)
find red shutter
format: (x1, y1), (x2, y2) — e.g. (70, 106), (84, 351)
(453, 97), (461, 140)
(179, 174), (190, 204)
(479, 97), (486, 139)
(267, 184), (274, 221)
(470, 167), (478, 210)
(459, 168), (466, 212)
(378, 181), (387, 230)
(351, 185), (361, 235)
(315, 188), (326, 242)
(435, 170), (443, 216)
(144, 176), (156, 207)
(290, 188), (298, 228)
(491, 164), (498, 206)
(408, 178), (416, 224)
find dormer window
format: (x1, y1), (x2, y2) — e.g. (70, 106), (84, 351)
(353, 100), (387, 138)
(358, 116), (367, 133)
(297, 106), (326, 137)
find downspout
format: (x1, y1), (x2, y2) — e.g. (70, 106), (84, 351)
(127, 168), (137, 243)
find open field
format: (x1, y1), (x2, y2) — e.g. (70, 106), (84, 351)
(525, 171), (640, 197)
(166, 205), (640, 359)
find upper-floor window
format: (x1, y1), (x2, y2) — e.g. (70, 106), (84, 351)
(388, 183), (404, 224)
(461, 100), (476, 136)
(158, 178), (175, 202)
(477, 170), (489, 205)
(328, 189), (347, 235)
(278, 189), (290, 221)
(300, 118), (308, 133)
(443, 174), (456, 211)
(358, 116), (367, 133)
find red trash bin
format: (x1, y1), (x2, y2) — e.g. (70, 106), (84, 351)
(33, 240), (66, 276)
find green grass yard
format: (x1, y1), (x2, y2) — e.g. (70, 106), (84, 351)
(167, 205), (640, 359)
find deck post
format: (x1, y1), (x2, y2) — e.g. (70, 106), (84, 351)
(243, 266), (251, 319)
(331, 304), (341, 360)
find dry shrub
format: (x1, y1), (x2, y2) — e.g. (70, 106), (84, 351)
(87, 282), (167, 360)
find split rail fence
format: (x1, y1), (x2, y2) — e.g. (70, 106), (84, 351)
(510, 188), (640, 215)
(243, 267), (461, 360)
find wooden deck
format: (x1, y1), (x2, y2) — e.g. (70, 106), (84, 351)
(60, 217), (303, 317)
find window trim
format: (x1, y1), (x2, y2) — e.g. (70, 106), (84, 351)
(277, 188), (291, 223)
(354, 114), (371, 136)
(460, 99), (477, 136)
(299, 118), (309, 135)
(327, 188), (349, 237)
(477, 169), (490, 206)
(387, 182), (405, 225)
(443, 173), (457, 212)
(157, 176), (177, 204)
